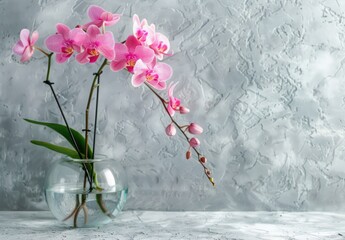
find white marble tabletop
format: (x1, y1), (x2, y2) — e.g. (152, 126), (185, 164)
(0, 211), (344, 240)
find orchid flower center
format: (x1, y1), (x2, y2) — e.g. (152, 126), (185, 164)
(157, 41), (168, 53)
(62, 46), (74, 56)
(145, 70), (159, 82)
(65, 39), (74, 46)
(88, 42), (100, 49)
(136, 29), (148, 42)
(88, 48), (99, 56)
(171, 99), (180, 110)
(126, 54), (137, 67)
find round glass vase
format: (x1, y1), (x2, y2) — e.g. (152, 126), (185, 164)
(44, 157), (128, 228)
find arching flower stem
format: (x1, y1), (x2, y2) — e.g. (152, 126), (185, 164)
(143, 82), (215, 186)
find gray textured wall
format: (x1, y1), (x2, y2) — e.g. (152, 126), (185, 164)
(1, 0), (345, 211)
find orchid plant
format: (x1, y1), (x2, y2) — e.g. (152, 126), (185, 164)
(13, 5), (214, 225)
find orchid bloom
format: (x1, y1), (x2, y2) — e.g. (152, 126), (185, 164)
(167, 82), (181, 116)
(76, 25), (115, 64)
(133, 14), (155, 45)
(110, 35), (154, 73)
(45, 23), (86, 63)
(12, 29), (38, 62)
(82, 5), (121, 30)
(150, 32), (172, 60)
(132, 58), (172, 90)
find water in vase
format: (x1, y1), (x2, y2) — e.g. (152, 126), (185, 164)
(45, 186), (128, 227)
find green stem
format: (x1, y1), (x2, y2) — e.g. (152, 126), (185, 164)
(45, 53), (53, 81)
(35, 46), (50, 57)
(84, 59), (108, 159)
(42, 53), (93, 188)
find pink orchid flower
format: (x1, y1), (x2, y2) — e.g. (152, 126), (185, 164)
(82, 5), (121, 30)
(76, 25), (115, 64)
(12, 29), (38, 62)
(45, 23), (86, 63)
(133, 14), (155, 45)
(167, 82), (181, 116)
(110, 35), (155, 73)
(132, 58), (172, 90)
(150, 32), (172, 60)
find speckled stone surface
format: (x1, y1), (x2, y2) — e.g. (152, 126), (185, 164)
(3, 0), (345, 211)
(0, 211), (345, 240)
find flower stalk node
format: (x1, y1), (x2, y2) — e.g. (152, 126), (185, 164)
(43, 80), (54, 85)
(93, 71), (103, 76)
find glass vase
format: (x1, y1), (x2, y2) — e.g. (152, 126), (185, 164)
(44, 157), (128, 228)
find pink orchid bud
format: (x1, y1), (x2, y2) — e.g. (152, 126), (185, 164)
(189, 137), (200, 147)
(165, 123), (176, 136)
(188, 123), (203, 135)
(179, 106), (190, 114)
(200, 156), (207, 164)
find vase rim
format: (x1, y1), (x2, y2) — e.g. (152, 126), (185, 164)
(63, 154), (111, 163)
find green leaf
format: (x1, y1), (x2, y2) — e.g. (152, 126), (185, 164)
(24, 118), (92, 158)
(30, 140), (83, 159)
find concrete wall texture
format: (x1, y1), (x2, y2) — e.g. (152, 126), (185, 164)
(1, 0), (345, 211)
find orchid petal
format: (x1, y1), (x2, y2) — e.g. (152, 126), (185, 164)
(154, 81), (166, 90)
(144, 25), (155, 45)
(134, 46), (154, 63)
(104, 14), (121, 26)
(98, 46), (115, 60)
(82, 20), (103, 29)
(114, 43), (128, 60)
(131, 72), (146, 87)
(154, 33), (170, 49)
(168, 82), (178, 98)
(12, 41), (25, 55)
(147, 57), (156, 69)
(56, 53), (69, 63)
(126, 35), (141, 53)
(154, 62), (173, 81)
(20, 46), (33, 62)
(89, 54), (99, 63)
(69, 28), (86, 47)
(45, 34), (64, 52)
(88, 5), (104, 21)
(19, 29), (30, 46)
(56, 23), (70, 39)
(86, 25), (100, 40)
(150, 23), (156, 32)
(30, 31), (39, 45)
(110, 59), (126, 72)
(156, 54), (164, 60)
(133, 14), (141, 31)
(97, 32), (115, 48)
(133, 59), (148, 73)
(167, 104), (175, 116)
(76, 51), (89, 64)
